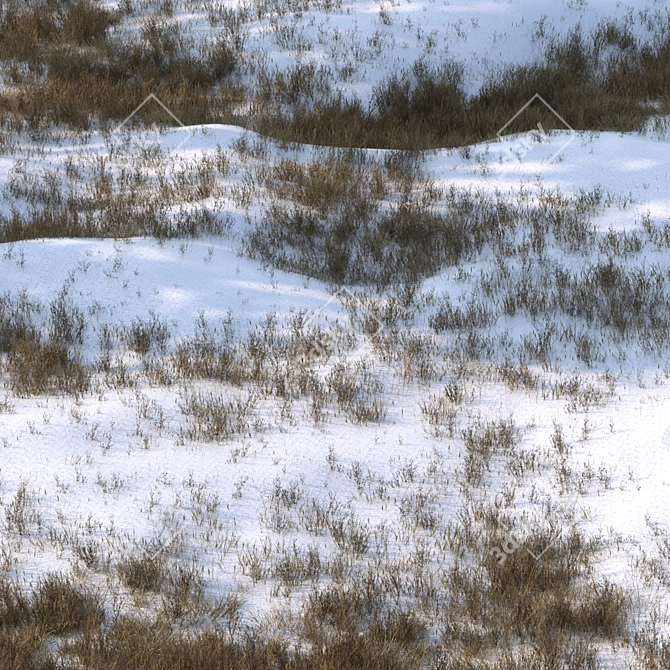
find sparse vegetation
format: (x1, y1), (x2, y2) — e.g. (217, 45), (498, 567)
(178, 389), (257, 442)
(1, 0), (670, 667)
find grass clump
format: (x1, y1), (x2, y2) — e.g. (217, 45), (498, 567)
(7, 338), (90, 397)
(326, 360), (386, 424)
(31, 573), (103, 636)
(174, 314), (246, 386)
(0, 573), (102, 670)
(0, 284), (89, 397)
(483, 529), (628, 654)
(419, 383), (462, 438)
(117, 552), (168, 594)
(0, 199), (226, 245)
(246, 148), (469, 287)
(0, 290), (40, 352)
(125, 312), (170, 358)
(178, 389), (257, 442)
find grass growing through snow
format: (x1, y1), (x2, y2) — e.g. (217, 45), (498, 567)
(0, 257), (664, 666)
(2, 0), (670, 666)
(1, 1), (670, 148)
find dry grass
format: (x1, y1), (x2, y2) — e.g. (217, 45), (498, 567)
(1, 287), (90, 396)
(255, 20), (670, 149)
(178, 389), (257, 442)
(419, 383), (462, 438)
(0, 0), (243, 131)
(0, 572), (102, 670)
(0, 321), (649, 668)
(326, 360), (386, 424)
(2, 3), (670, 667)
(247, 148), (481, 287)
(7, 338), (90, 397)
(0, 3), (668, 149)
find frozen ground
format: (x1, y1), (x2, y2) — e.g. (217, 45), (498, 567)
(2, 0), (670, 666)
(98, 0), (670, 100)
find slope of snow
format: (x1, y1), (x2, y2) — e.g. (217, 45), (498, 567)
(2, 0), (670, 664)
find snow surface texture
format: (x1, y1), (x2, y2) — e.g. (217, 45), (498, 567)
(2, 0), (670, 666)
(95, 0), (670, 100)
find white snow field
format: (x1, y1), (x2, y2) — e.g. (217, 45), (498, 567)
(2, 0), (670, 668)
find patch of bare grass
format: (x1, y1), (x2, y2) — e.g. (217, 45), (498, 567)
(7, 338), (90, 397)
(178, 389), (257, 442)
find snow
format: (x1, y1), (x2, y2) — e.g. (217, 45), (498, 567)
(2, 0), (670, 663)
(143, 0), (670, 100)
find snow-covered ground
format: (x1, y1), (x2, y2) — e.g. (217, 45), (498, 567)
(2, 0), (670, 666)
(101, 0), (670, 101)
